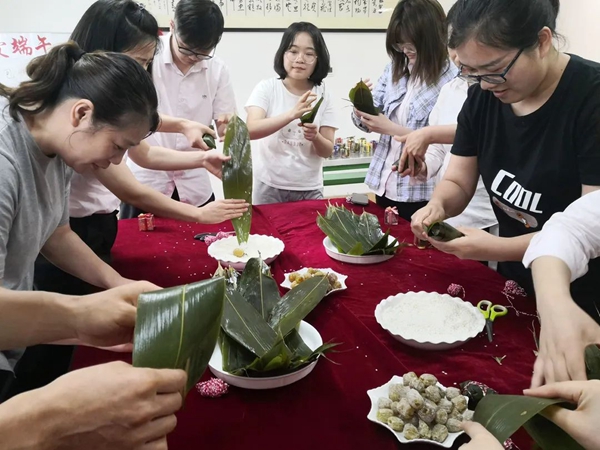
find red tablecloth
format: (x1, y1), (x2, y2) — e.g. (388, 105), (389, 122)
(72, 200), (538, 450)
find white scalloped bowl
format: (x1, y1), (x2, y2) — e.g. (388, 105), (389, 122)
(207, 234), (285, 271)
(367, 375), (467, 448)
(374, 292), (485, 351)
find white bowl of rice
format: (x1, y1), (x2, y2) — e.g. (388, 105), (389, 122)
(374, 291), (486, 351)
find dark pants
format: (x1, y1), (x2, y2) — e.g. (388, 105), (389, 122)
(376, 195), (428, 222)
(3, 212), (121, 400)
(119, 187), (216, 219)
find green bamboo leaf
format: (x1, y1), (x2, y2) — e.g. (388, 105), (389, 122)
(202, 125), (216, 149)
(238, 257), (281, 320)
(268, 276), (330, 336)
(284, 329), (313, 358)
(245, 336), (292, 373)
(585, 344), (600, 379)
(473, 395), (578, 447)
(220, 332), (255, 373)
(426, 221), (465, 242)
(524, 414), (585, 450)
(221, 288), (278, 357)
(133, 278), (225, 395)
(300, 96), (324, 124)
(349, 80), (379, 115)
(223, 115), (253, 245)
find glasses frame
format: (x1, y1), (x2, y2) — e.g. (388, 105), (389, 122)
(392, 43), (417, 55)
(458, 48), (524, 85)
(284, 49), (317, 65)
(172, 30), (216, 61)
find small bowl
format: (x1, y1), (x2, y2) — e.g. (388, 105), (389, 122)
(207, 234), (285, 271)
(281, 268), (348, 296)
(323, 236), (397, 265)
(208, 321), (322, 390)
(367, 375), (467, 448)
(374, 291), (485, 351)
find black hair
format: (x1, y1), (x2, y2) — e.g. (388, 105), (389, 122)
(70, 0), (159, 57)
(174, 0), (224, 52)
(273, 22), (331, 86)
(385, 0), (448, 85)
(448, 0), (561, 50)
(0, 42), (160, 134)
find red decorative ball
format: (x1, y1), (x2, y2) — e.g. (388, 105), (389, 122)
(196, 377), (229, 398)
(503, 280), (526, 297)
(447, 283), (465, 299)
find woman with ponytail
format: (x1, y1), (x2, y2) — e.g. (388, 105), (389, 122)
(410, 0), (600, 389)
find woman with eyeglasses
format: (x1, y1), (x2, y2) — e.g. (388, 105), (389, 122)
(122, 0), (238, 218)
(352, 0), (457, 221)
(411, 0), (600, 386)
(245, 22), (337, 204)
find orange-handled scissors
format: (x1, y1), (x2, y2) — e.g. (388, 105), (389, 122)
(477, 300), (508, 343)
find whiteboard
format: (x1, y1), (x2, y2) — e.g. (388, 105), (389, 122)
(141, 0), (394, 30)
(0, 33), (71, 87)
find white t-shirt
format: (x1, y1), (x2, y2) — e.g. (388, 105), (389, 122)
(423, 77), (497, 230)
(245, 78), (337, 191)
(523, 190), (600, 282)
(127, 34), (237, 206)
(69, 170), (119, 217)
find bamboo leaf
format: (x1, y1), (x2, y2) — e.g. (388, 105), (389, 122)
(524, 414), (585, 450)
(238, 257), (281, 320)
(473, 395), (577, 447)
(220, 332), (255, 373)
(244, 336), (292, 373)
(284, 329), (313, 358)
(268, 276), (330, 336)
(202, 125), (216, 149)
(349, 80), (379, 115)
(426, 221), (465, 242)
(585, 344), (600, 379)
(133, 277), (225, 395)
(223, 115), (253, 245)
(300, 96), (324, 124)
(221, 287), (278, 357)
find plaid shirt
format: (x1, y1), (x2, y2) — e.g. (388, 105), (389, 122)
(353, 61), (458, 202)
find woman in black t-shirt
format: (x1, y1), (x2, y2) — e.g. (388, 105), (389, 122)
(411, 0), (600, 388)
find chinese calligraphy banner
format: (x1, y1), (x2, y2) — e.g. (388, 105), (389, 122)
(0, 33), (70, 87)
(141, 0), (392, 30)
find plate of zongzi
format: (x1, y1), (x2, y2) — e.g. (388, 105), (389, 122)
(281, 267), (347, 295)
(209, 320), (323, 390)
(207, 234), (284, 271)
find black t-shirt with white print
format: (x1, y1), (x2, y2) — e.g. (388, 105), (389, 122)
(452, 54), (600, 320)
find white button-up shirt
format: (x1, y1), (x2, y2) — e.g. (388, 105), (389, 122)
(127, 34), (237, 206)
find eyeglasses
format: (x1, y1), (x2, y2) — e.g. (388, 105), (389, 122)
(458, 48), (524, 85)
(285, 49), (317, 65)
(392, 43), (417, 55)
(173, 30), (215, 61)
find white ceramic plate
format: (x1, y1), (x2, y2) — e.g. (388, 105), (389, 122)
(207, 234), (285, 271)
(208, 321), (322, 390)
(281, 268), (348, 296)
(367, 375), (466, 448)
(374, 292), (485, 351)
(323, 236), (397, 265)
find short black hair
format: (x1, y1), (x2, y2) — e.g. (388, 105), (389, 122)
(70, 0), (159, 54)
(174, 0), (224, 52)
(274, 22), (330, 85)
(449, 0), (561, 50)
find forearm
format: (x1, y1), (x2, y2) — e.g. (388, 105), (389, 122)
(430, 179), (473, 218)
(0, 388), (62, 450)
(531, 256), (574, 315)
(157, 114), (189, 134)
(40, 227), (122, 289)
(128, 143), (205, 171)
(312, 132), (334, 158)
(390, 123), (413, 137)
(0, 288), (76, 349)
(492, 233), (537, 262)
(247, 112), (293, 140)
(422, 125), (456, 145)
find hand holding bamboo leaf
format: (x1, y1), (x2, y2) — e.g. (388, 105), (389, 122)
(290, 91), (318, 121)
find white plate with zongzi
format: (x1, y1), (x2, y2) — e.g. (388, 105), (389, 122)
(207, 234), (284, 271)
(323, 236), (397, 265)
(281, 268), (348, 296)
(209, 321), (322, 390)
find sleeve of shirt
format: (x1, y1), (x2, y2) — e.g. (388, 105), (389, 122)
(423, 143), (448, 180)
(523, 190), (600, 281)
(576, 82), (600, 186)
(319, 88), (338, 130)
(0, 155), (18, 283)
(450, 85), (479, 157)
(212, 64), (237, 120)
(245, 79), (271, 113)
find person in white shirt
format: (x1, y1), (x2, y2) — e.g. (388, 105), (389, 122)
(122, 0), (238, 217)
(395, 48), (497, 234)
(522, 190), (600, 388)
(245, 22), (338, 204)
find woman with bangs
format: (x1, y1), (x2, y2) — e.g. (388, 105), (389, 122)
(352, 0), (457, 221)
